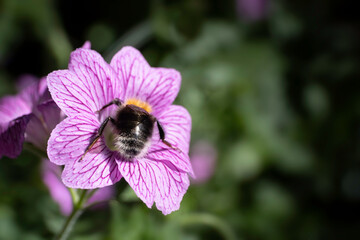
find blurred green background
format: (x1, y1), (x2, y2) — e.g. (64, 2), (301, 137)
(1, 0), (359, 239)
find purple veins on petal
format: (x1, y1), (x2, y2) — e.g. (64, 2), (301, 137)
(118, 159), (189, 215)
(47, 114), (101, 165)
(110, 46), (181, 117)
(47, 48), (122, 118)
(155, 105), (192, 154)
(47, 114), (122, 188)
(42, 159), (114, 216)
(46, 45), (193, 214)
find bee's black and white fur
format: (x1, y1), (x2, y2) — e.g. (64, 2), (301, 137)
(80, 98), (176, 161)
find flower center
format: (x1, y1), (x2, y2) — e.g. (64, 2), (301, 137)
(125, 98), (152, 113)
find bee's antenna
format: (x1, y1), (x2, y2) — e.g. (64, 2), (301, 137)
(95, 98), (123, 114)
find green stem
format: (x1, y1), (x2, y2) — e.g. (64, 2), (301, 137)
(179, 213), (238, 240)
(68, 188), (79, 204)
(54, 190), (88, 240)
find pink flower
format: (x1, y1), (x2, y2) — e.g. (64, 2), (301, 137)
(47, 46), (193, 214)
(42, 159), (114, 215)
(0, 76), (61, 158)
(190, 141), (217, 184)
(236, 0), (269, 21)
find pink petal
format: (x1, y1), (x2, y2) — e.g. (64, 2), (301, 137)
(81, 41), (91, 49)
(42, 160), (73, 216)
(190, 141), (217, 184)
(110, 46), (181, 117)
(0, 115), (30, 158)
(47, 114), (99, 165)
(152, 161), (190, 215)
(47, 70), (94, 116)
(118, 159), (189, 214)
(147, 105), (193, 175)
(47, 114), (122, 188)
(25, 115), (49, 150)
(16, 74), (39, 92)
(69, 49), (123, 115)
(62, 148), (122, 189)
(0, 95), (32, 124)
(147, 146), (194, 177)
(25, 100), (61, 150)
(117, 159), (155, 208)
(42, 159), (114, 215)
(87, 185), (114, 205)
(156, 105), (192, 153)
(47, 49), (122, 117)
(37, 100), (62, 134)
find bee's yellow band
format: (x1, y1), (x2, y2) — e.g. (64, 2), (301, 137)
(125, 98), (152, 113)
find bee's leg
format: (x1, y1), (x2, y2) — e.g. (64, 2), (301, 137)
(156, 120), (181, 152)
(95, 98), (123, 113)
(79, 117), (113, 161)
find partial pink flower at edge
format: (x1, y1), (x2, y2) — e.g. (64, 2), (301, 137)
(190, 141), (217, 184)
(47, 46), (193, 215)
(0, 76), (61, 158)
(0, 42), (92, 159)
(236, 0), (269, 21)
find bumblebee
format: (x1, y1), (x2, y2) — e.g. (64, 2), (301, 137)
(81, 98), (176, 160)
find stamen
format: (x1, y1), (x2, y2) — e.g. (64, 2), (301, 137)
(125, 98), (152, 113)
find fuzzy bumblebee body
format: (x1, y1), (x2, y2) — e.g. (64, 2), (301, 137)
(111, 104), (155, 159)
(80, 98), (177, 162)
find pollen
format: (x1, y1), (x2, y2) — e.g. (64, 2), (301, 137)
(125, 98), (152, 113)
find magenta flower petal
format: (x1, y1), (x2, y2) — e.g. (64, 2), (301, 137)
(156, 105), (192, 154)
(118, 159), (189, 215)
(117, 105), (192, 214)
(42, 159), (115, 215)
(47, 114), (122, 188)
(118, 159), (155, 208)
(236, 0), (269, 21)
(110, 46), (181, 117)
(81, 41), (91, 49)
(47, 70), (95, 116)
(153, 163), (189, 215)
(42, 160), (73, 215)
(47, 114), (99, 165)
(68, 49), (123, 112)
(146, 105), (193, 175)
(0, 93), (32, 158)
(190, 141), (217, 184)
(16, 75), (39, 92)
(0, 75), (61, 158)
(0, 116), (30, 158)
(48, 49), (122, 117)
(38, 100), (62, 133)
(62, 149), (121, 189)
(0, 95), (32, 123)
(25, 116), (49, 150)
(47, 46), (192, 214)
(87, 184), (114, 205)
(25, 101), (62, 149)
